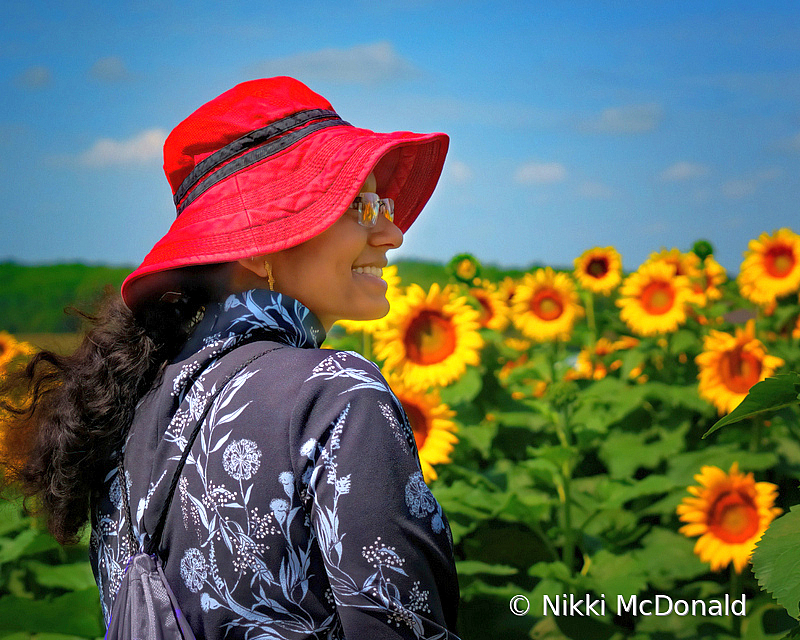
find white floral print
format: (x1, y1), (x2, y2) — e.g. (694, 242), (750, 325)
(300, 438), (317, 458)
(91, 289), (459, 639)
(180, 548), (207, 593)
(269, 498), (290, 525)
(222, 439), (262, 481)
(405, 472), (437, 518)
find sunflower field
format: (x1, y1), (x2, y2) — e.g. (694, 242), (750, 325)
(2, 228), (800, 639)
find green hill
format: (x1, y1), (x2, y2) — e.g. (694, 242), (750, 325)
(0, 262), (132, 333)
(0, 259), (535, 335)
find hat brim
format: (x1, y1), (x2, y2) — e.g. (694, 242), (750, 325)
(121, 124), (448, 311)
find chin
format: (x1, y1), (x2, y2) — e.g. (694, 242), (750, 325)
(350, 299), (390, 322)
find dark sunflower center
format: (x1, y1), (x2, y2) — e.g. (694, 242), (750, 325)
(531, 290), (564, 321)
(696, 272), (711, 293)
(586, 257), (609, 279)
(667, 259), (684, 276)
(474, 293), (494, 327)
(404, 310), (458, 365)
(764, 246), (795, 278)
(402, 401), (430, 450)
(707, 490), (760, 544)
(720, 346), (762, 394)
(640, 281), (675, 315)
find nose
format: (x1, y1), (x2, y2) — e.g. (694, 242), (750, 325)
(370, 214), (403, 249)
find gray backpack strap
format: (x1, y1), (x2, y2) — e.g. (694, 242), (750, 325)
(117, 345), (282, 559)
(144, 346), (282, 556)
(107, 346), (282, 640)
(116, 453), (138, 555)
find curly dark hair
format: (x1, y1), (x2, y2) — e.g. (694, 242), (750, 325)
(0, 289), (206, 545)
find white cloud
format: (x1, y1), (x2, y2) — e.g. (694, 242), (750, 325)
(77, 128), (167, 167)
(514, 162), (567, 185)
(17, 66), (51, 89)
(252, 42), (419, 86)
(447, 159), (473, 183)
(659, 161), (710, 182)
(721, 167), (783, 200)
(90, 56), (130, 82)
(582, 103), (663, 134)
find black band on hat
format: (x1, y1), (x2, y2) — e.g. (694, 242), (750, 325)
(175, 108), (351, 215)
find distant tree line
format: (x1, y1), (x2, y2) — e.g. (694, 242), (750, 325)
(0, 262), (132, 333)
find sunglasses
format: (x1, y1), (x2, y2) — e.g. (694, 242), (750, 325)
(349, 193), (395, 228)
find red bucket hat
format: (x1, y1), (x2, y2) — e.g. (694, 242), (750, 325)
(121, 76), (449, 310)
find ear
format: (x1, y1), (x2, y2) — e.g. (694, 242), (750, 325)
(361, 171), (377, 193)
(237, 256), (268, 278)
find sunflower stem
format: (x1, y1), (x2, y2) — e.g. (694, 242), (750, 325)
(531, 520), (560, 563)
(560, 466), (575, 573)
(584, 291), (597, 342)
(555, 406), (576, 574)
(551, 340), (566, 382)
(361, 329), (373, 361)
(749, 416), (763, 453)
(729, 565), (741, 637)
(668, 332), (678, 385)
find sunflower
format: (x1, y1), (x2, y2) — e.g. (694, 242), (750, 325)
(646, 248), (714, 306)
(374, 283), (483, 390)
(612, 335), (640, 351)
(696, 320), (784, 415)
(565, 337), (636, 381)
(335, 265), (402, 334)
(385, 374), (458, 482)
(511, 268), (583, 342)
(692, 239), (715, 261)
(448, 253), (481, 284)
(0, 332), (34, 372)
(503, 337), (532, 353)
(616, 261), (693, 337)
(677, 463), (781, 573)
(498, 276), (518, 306)
(646, 248), (702, 279)
(565, 348), (606, 381)
(565, 338), (620, 381)
(738, 228), (800, 307)
(497, 352), (529, 383)
(0, 334), (17, 371)
(691, 256), (727, 307)
(573, 247), (623, 295)
(469, 280), (510, 331)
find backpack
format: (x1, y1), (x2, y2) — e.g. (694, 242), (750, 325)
(105, 346), (282, 640)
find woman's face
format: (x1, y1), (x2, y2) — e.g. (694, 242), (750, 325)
(256, 172), (404, 331)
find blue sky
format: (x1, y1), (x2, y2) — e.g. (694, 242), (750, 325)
(2, 0), (799, 275)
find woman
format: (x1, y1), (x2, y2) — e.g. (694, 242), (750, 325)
(1, 77), (459, 638)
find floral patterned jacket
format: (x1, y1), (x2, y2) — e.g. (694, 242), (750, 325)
(90, 289), (461, 639)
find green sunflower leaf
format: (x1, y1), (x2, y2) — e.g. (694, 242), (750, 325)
(703, 373), (800, 438)
(25, 560), (97, 591)
(440, 365), (484, 405)
(0, 589), (103, 635)
(752, 505), (800, 620)
(456, 560), (518, 576)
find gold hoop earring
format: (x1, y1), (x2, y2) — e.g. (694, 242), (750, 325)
(264, 260), (275, 291)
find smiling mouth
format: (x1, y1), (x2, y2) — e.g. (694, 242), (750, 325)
(352, 266), (383, 278)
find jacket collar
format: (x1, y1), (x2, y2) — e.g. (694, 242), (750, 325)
(178, 289), (325, 360)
